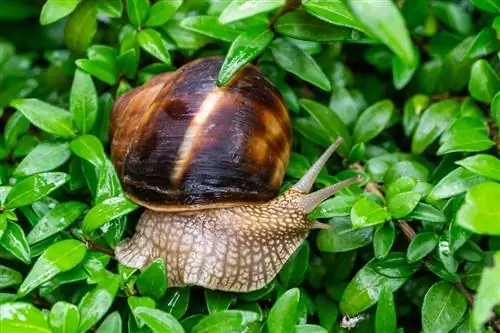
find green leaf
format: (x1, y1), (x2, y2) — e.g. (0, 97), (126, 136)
(97, 0), (123, 18)
(40, 0), (79, 25)
(431, 2), (474, 36)
(468, 59), (500, 103)
(10, 99), (76, 138)
(64, 1), (98, 54)
(0, 302), (51, 333)
(138, 29), (171, 65)
(96, 312), (122, 333)
(340, 257), (410, 316)
(70, 135), (106, 168)
(466, 27), (500, 58)
(126, 0), (150, 28)
(181, 16), (240, 42)
(456, 181), (500, 235)
(82, 196), (139, 232)
(192, 310), (259, 333)
(279, 242), (309, 287)
(18, 240), (87, 296)
(26, 201), (87, 245)
(134, 307), (185, 333)
(275, 11), (363, 42)
(5, 172), (69, 208)
(302, 0), (365, 32)
(76, 59), (118, 85)
(373, 222), (395, 259)
(49, 301), (80, 333)
(422, 281), (467, 333)
(403, 95), (429, 137)
(271, 39), (331, 91)
(4, 111), (30, 149)
(267, 288), (300, 333)
(145, 0), (182, 27)
(438, 117), (494, 155)
(470, 0), (500, 13)
(159, 288), (190, 319)
(0, 265), (22, 289)
(457, 154), (500, 182)
(317, 217), (373, 252)
(219, 0), (284, 24)
(70, 69), (98, 134)
(472, 252), (500, 330)
(392, 50), (420, 90)
(78, 277), (120, 333)
(353, 100), (394, 143)
(136, 258), (167, 300)
(411, 99), (460, 155)
(407, 232), (439, 263)
(0, 222), (30, 264)
(315, 294), (338, 332)
(294, 324), (328, 333)
(348, 0), (416, 66)
(13, 142), (71, 178)
(351, 196), (391, 229)
(375, 285), (397, 333)
(428, 167), (487, 202)
(204, 290), (235, 314)
(217, 26), (274, 86)
(299, 99), (352, 156)
(387, 191), (422, 219)
(308, 195), (358, 219)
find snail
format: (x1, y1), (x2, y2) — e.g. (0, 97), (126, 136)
(111, 56), (361, 292)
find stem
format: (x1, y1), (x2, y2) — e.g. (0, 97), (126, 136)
(269, 0), (302, 31)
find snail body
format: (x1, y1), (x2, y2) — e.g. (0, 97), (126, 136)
(112, 57), (360, 292)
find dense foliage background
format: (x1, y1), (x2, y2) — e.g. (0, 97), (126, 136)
(0, 0), (499, 332)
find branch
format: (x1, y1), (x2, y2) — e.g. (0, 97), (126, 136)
(269, 0), (302, 31)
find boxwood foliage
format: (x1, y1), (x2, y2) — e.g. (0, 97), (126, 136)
(0, 0), (499, 332)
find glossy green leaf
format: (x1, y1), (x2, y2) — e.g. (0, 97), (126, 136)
(0, 222), (30, 264)
(76, 59), (118, 85)
(456, 181), (500, 235)
(204, 290), (235, 314)
(49, 301), (80, 333)
(26, 201), (87, 245)
(267, 288), (300, 333)
(470, 0), (500, 13)
(217, 26), (274, 86)
(411, 100), (460, 155)
(438, 117), (494, 155)
(407, 232), (439, 263)
(138, 29), (171, 65)
(70, 134), (106, 168)
(219, 0), (284, 24)
(40, 0), (79, 25)
(271, 39), (331, 91)
(422, 281), (467, 333)
(134, 307), (185, 333)
(82, 196), (138, 232)
(126, 0), (150, 28)
(96, 312), (122, 333)
(13, 142), (71, 178)
(340, 257), (410, 316)
(468, 59), (500, 103)
(392, 50), (420, 90)
(431, 2), (473, 35)
(136, 258), (167, 300)
(303, 0), (365, 32)
(351, 196), (390, 229)
(97, 0), (123, 18)
(181, 16), (239, 42)
(145, 0), (182, 27)
(317, 216), (373, 252)
(467, 27), (499, 58)
(0, 265), (22, 289)
(428, 167), (487, 202)
(375, 285), (397, 333)
(279, 242), (309, 287)
(308, 196), (357, 219)
(5, 172), (69, 208)
(0, 302), (51, 332)
(348, 0), (416, 66)
(64, 1), (97, 54)
(191, 310), (259, 333)
(70, 69), (98, 134)
(373, 222), (395, 259)
(18, 240), (87, 296)
(78, 277), (120, 332)
(294, 324), (328, 333)
(275, 11), (363, 42)
(299, 99), (352, 155)
(457, 154), (500, 182)
(158, 288), (190, 319)
(353, 100), (394, 143)
(472, 252), (500, 330)
(10, 99), (76, 138)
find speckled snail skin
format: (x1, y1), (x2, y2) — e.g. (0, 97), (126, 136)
(111, 56), (361, 292)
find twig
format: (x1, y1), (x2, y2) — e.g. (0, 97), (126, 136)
(396, 220), (416, 241)
(70, 229), (115, 257)
(269, 0), (302, 31)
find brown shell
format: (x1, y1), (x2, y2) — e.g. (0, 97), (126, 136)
(110, 56), (291, 212)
